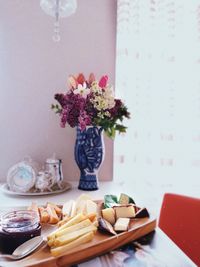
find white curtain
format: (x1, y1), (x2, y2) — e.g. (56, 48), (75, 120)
(115, 0), (200, 187)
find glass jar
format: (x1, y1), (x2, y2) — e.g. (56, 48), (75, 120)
(0, 210), (41, 254)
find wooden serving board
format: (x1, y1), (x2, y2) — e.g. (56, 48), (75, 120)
(0, 203), (156, 267)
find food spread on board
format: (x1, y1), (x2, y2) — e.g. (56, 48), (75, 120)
(0, 193), (150, 260)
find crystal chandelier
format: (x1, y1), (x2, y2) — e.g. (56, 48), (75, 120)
(40, 0), (77, 42)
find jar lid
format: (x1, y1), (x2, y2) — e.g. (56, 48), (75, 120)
(45, 158), (59, 164)
(45, 153), (60, 164)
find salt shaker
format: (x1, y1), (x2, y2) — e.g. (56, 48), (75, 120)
(45, 155), (64, 187)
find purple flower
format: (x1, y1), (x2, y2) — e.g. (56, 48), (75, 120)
(109, 99), (123, 117)
(60, 109), (67, 128)
(78, 111), (91, 130)
(55, 93), (68, 109)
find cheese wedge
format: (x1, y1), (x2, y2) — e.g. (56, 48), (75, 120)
(101, 208), (115, 225)
(114, 218), (130, 231)
(135, 207), (150, 218)
(39, 207), (50, 223)
(47, 202), (62, 215)
(114, 205), (135, 219)
(46, 205), (59, 224)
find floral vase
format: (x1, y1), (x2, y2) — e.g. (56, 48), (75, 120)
(74, 126), (105, 190)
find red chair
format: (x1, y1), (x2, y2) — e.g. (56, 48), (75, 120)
(159, 193), (200, 266)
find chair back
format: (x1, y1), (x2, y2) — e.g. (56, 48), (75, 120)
(159, 193), (200, 266)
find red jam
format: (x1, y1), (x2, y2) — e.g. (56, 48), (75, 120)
(0, 210), (41, 254)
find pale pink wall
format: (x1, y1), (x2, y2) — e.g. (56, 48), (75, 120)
(0, 0), (116, 182)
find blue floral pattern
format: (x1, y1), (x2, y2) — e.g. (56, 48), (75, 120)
(75, 126), (104, 190)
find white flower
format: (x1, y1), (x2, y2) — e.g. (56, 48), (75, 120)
(74, 82), (90, 98)
(91, 81), (102, 94)
(104, 111), (111, 117)
(105, 85), (114, 97)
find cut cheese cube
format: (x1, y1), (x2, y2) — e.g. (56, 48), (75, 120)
(114, 205), (135, 219)
(101, 208), (115, 225)
(114, 218), (130, 231)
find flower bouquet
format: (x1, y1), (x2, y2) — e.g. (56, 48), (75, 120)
(52, 73), (130, 138)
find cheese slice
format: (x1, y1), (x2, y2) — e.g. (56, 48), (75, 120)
(76, 200), (87, 215)
(86, 200), (97, 215)
(47, 213), (85, 240)
(114, 205), (135, 219)
(53, 224), (97, 246)
(55, 219), (92, 238)
(74, 194), (92, 215)
(62, 200), (75, 217)
(114, 218), (130, 231)
(50, 232), (94, 257)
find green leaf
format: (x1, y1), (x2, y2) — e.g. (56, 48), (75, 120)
(115, 124), (127, 133)
(104, 194), (118, 208)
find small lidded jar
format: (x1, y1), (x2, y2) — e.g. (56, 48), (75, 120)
(0, 210), (41, 254)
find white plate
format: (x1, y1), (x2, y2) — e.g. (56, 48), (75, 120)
(0, 182), (71, 196)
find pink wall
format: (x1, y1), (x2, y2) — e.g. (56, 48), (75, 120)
(0, 0), (117, 182)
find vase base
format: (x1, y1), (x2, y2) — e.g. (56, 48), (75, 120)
(78, 177), (99, 191)
(78, 186), (99, 191)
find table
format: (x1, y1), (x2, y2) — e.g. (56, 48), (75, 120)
(0, 181), (196, 267)
(75, 229), (196, 267)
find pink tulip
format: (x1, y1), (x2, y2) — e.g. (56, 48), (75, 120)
(77, 73), (86, 85)
(88, 73), (95, 85)
(99, 75), (108, 88)
(68, 75), (77, 89)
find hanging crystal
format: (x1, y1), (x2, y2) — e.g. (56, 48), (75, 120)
(40, 0), (77, 42)
(53, 0), (60, 42)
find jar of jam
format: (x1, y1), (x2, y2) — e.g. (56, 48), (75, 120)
(0, 210), (41, 254)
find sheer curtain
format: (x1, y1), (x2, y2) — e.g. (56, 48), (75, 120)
(114, 0), (200, 189)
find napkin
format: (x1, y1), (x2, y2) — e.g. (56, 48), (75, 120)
(78, 251), (130, 267)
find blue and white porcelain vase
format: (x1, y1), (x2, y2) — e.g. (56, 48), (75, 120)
(75, 126), (105, 190)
